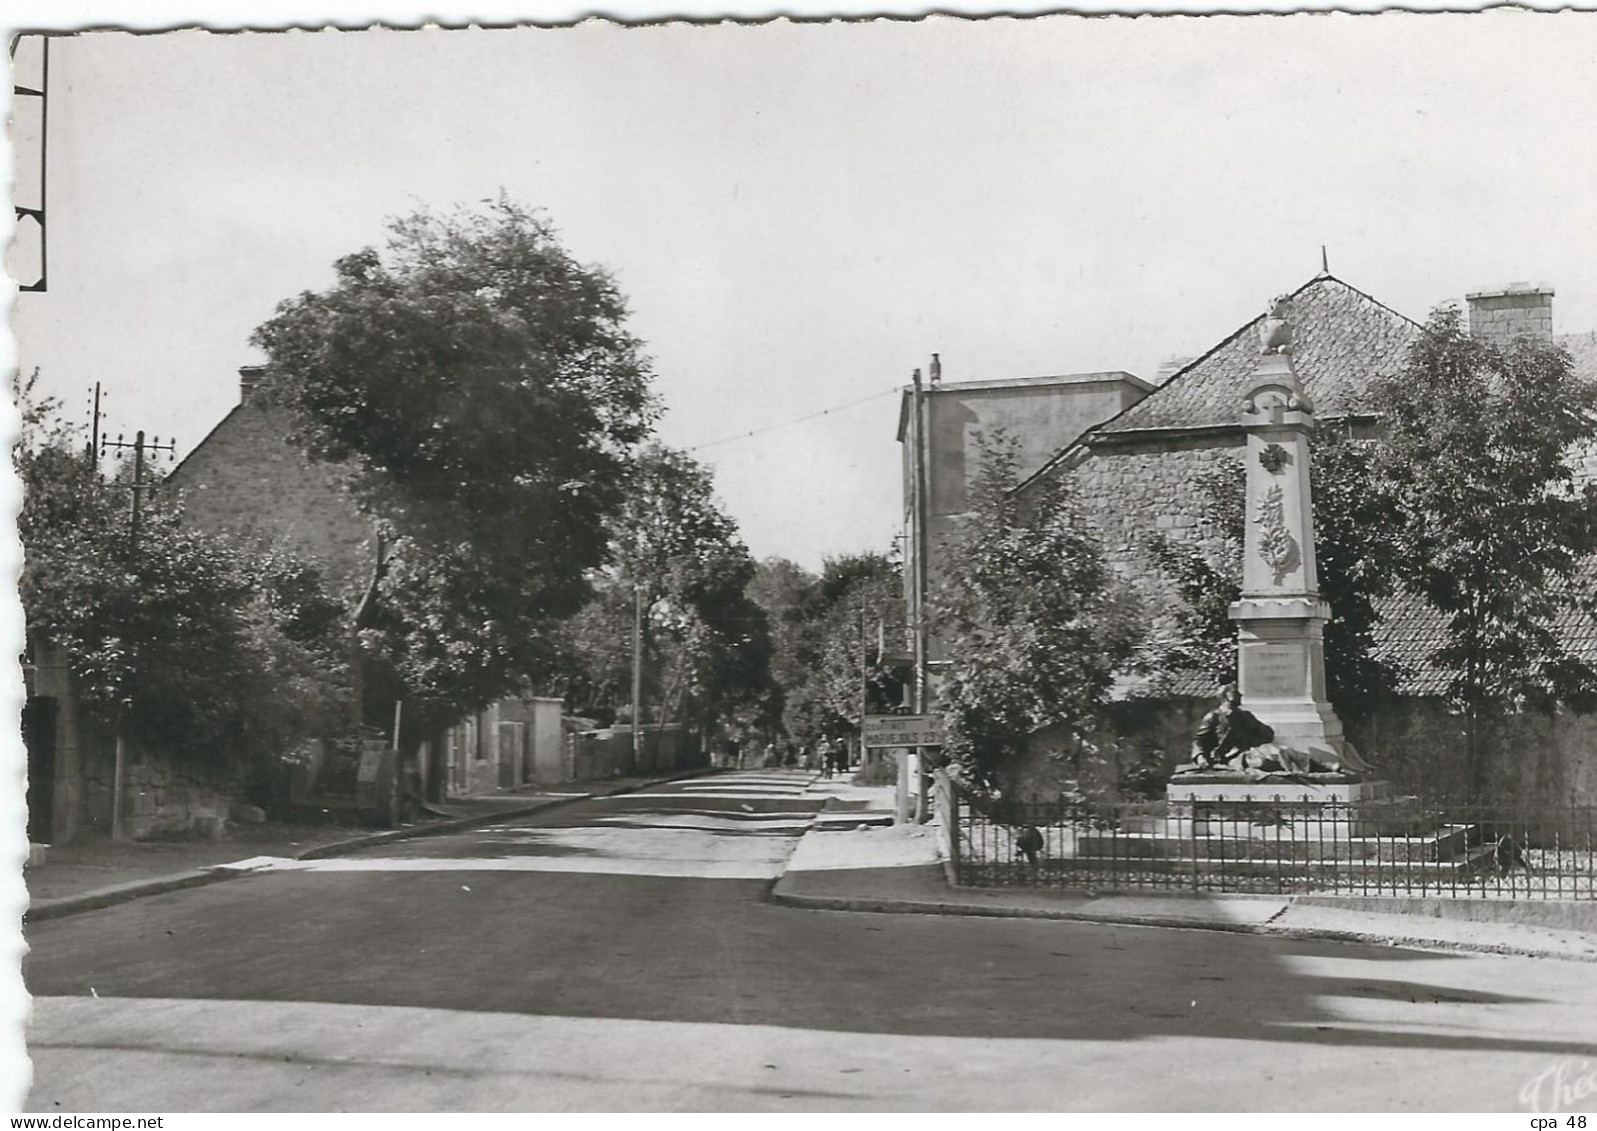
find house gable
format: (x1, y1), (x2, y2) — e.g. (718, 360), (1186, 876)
(167, 385), (375, 599)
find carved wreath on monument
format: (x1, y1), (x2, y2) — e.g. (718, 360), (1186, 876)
(1254, 484), (1301, 584)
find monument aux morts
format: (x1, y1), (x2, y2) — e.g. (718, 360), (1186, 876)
(1172, 297), (1378, 790)
(1167, 296), (1420, 840)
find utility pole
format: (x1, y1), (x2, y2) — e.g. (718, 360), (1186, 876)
(631, 582), (644, 773)
(913, 358), (936, 823)
(858, 602), (869, 777)
(99, 428), (176, 838)
(84, 381), (104, 468)
(111, 699), (128, 841)
(902, 366), (927, 823)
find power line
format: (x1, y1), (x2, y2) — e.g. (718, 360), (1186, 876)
(686, 386), (900, 453)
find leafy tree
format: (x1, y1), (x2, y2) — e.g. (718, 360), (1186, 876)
(746, 556), (823, 729)
(931, 432), (1143, 799)
(1308, 425), (1407, 721)
(786, 553), (904, 750)
(16, 377), (349, 770)
(250, 197), (657, 724)
(552, 444), (774, 741)
(1147, 462), (1244, 687)
(1370, 305), (1597, 797)
(548, 589), (635, 723)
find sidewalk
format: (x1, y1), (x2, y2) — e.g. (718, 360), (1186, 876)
(24, 770), (708, 922)
(771, 799), (1597, 963)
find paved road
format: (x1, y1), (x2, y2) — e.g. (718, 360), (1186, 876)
(23, 770), (1597, 1112)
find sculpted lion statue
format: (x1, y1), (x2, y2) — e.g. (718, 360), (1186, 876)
(1258, 295), (1294, 355)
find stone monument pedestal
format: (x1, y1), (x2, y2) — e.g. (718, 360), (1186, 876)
(1167, 772), (1389, 807)
(1231, 596), (1348, 754)
(1126, 770), (1483, 881)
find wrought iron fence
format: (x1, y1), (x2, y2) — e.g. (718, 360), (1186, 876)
(951, 789), (1597, 899)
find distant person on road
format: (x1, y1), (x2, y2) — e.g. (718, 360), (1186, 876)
(820, 738), (836, 780)
(828, 739), (848, 779)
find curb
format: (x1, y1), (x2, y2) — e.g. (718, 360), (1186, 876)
(1265, 922), (1597, 962)
(24, 768), (716, 924)
(769, 819), (1597, 962)
(770, 883), (1261, 935)
(21, 868), (242, 924)
(768, 883), (1597, 962)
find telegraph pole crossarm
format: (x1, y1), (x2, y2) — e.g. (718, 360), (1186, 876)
(101, 430), (177, 552)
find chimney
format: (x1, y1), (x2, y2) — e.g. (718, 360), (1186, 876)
(1466, 283), (1554, 347)
(1154, 356), (1196, 385)
(239, 365), (266, 403)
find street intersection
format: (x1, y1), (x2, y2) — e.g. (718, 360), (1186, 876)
(23, 771), (1597, 1112)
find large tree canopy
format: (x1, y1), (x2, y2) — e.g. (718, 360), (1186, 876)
(1370, 306), (1597, 793)
(250, 198), (658, 717)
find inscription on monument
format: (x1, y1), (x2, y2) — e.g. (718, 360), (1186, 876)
(1247, 644), (1305, 698)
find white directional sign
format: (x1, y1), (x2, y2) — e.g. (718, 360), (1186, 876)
(862, 714), (945, 748)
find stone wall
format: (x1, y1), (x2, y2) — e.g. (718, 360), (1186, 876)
(569, 724), (701, 781)
(80, 749), (240, 840)
(168, 398), (376, 596)
(1069, 436), (1245, 615)
(1101, 695), (1597, 811)
(1358, 699), (1597, 809)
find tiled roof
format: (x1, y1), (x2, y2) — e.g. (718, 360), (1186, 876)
(1559, 330), (1597, 385)
(1371, 563), (1597, 697)
(1100, 275), (1422, 434)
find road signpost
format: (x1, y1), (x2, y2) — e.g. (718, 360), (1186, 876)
(862, 713), (944, 748)
(865, 715), (944, 824)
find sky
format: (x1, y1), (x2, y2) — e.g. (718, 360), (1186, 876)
(8, 6), (1597, 574)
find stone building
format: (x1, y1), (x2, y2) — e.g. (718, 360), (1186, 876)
(905, 271), (1597, 804)
(1018, 274), (1417, 611)
(171, 366), (375, 600)
(169, 366), (571, 804)
(1019, 276), (1597, 618)
(897, 366), (1154, 663)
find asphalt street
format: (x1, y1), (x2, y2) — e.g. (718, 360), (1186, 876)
(23, 770), (1597, 1112)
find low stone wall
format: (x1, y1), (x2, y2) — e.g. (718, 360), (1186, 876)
(1358, 698), (1597, 809)
(569, 725), (702, 780)
(1106, 694), (1597, 810)
(81, 751), (239, 840)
